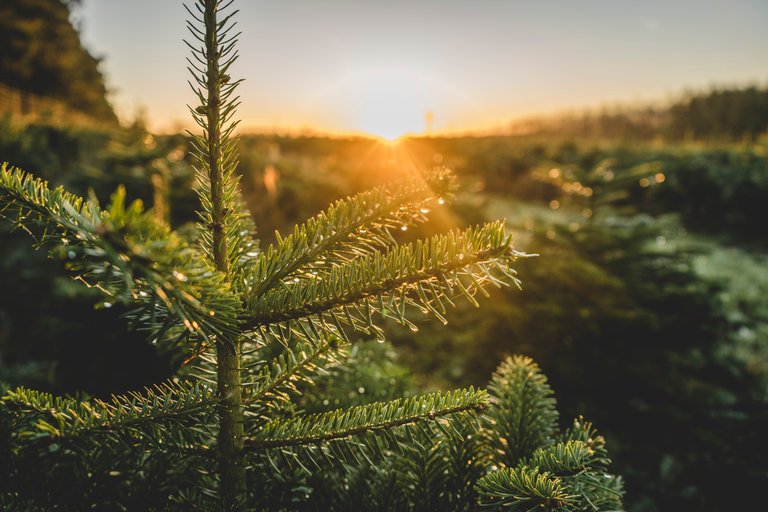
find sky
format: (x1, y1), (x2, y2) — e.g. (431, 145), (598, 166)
(77, 0), (768, 138)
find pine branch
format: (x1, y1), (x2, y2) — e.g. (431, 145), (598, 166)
(557, 419), (625, 511)
(245, 222), (524, 340)
(559, 416), (609, 460)
(478, 417), (621, 511)
(2, 380), (215, 443)
(388, 425), (452, 511)
(567, 472), (625, 512)
(520, 441), (622, 511)
(527, 441), (597, 475)
(376, 414), (487, 511)
(483, 355), (558, 467)
(478, 360), (624, 512)
(0, 165), (242, 344)
(243, 335), (348, 422)
(245, 388), (488, 450)
(0, 163), (92, 239)
(245, 168), (457, 304)
(475, 466), (572, 511)
(444, 417), (491, 511)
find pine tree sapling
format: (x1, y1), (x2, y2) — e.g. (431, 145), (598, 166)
(276, 355), (624, 512)
(0, 1), (536, 509)
(476, 356), (624, 512)
(484, 354), (559, 467)
(0, 2), (627, 510)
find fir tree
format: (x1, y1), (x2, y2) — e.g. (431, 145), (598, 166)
(277, 354), (623, 512)
(0, 1), (623, 510)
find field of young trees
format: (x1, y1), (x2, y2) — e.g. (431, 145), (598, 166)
(1, 0), (767, 511)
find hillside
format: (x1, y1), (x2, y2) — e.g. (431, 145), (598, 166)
(0, 0), (116, 122)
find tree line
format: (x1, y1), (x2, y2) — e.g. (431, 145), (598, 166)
(511, 85), (768, 141)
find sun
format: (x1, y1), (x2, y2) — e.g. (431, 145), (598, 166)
(335, 68), (434, 141)
(357, 77), (426, 140)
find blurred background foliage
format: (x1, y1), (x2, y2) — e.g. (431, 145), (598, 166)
(1, 1), (767, 511)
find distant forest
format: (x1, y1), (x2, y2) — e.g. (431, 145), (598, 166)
(513, 85), (768, 141)
(0, 0), (115, 122)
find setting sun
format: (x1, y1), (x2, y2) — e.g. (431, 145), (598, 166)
(332, 68), (436, 140)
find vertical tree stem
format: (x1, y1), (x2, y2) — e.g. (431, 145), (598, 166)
(203, 1), (245, 509)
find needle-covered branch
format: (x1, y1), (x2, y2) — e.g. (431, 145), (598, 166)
(1, 381), (216, 444)
(246, 387), (488, 450)
(476, 356), (624, 511)
(527, 440), (599, 475)
(0, 165), (242, 345)
(245, 221), (524, 340)
(245, 168), (457, 303)
(475, 466), (572, 511)
(185, 2), (249, 507)
(477, 440), (623, 511)
(482, 355), (558, 467)
(243, 335), (348, 422)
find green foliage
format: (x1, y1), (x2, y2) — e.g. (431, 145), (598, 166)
(187, 15), (258, 293)
(298, 340), (414, 411)
(249, 387), (488, 451)
(3, 380), (214, 443)
(0, 119), (197, 397)
(4, 116), (766, 510)
(265, 354), (622, 512)
(475, 358), (623, 512)
(246, 168), (457, 301)
(475, 466), (570, 511)
(244, 335), (349, 421)
(384, 136), (767, 511)
(0, 164), (242, 345)
(0, 154), (516, 507)
(483, 355), (558, 467)
(246, 220), (522, 340)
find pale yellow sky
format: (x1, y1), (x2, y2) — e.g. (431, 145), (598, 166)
(78, 0), (768, 138)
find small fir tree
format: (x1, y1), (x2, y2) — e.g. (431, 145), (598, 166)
(0, 1), (622, 510)
(283, 354), (623, 512)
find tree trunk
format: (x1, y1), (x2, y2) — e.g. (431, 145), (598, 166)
(203, 1), (246, 509)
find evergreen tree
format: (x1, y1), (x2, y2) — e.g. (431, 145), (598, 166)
(0, 1), (622, 510)
(275, 354), (623, 512)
